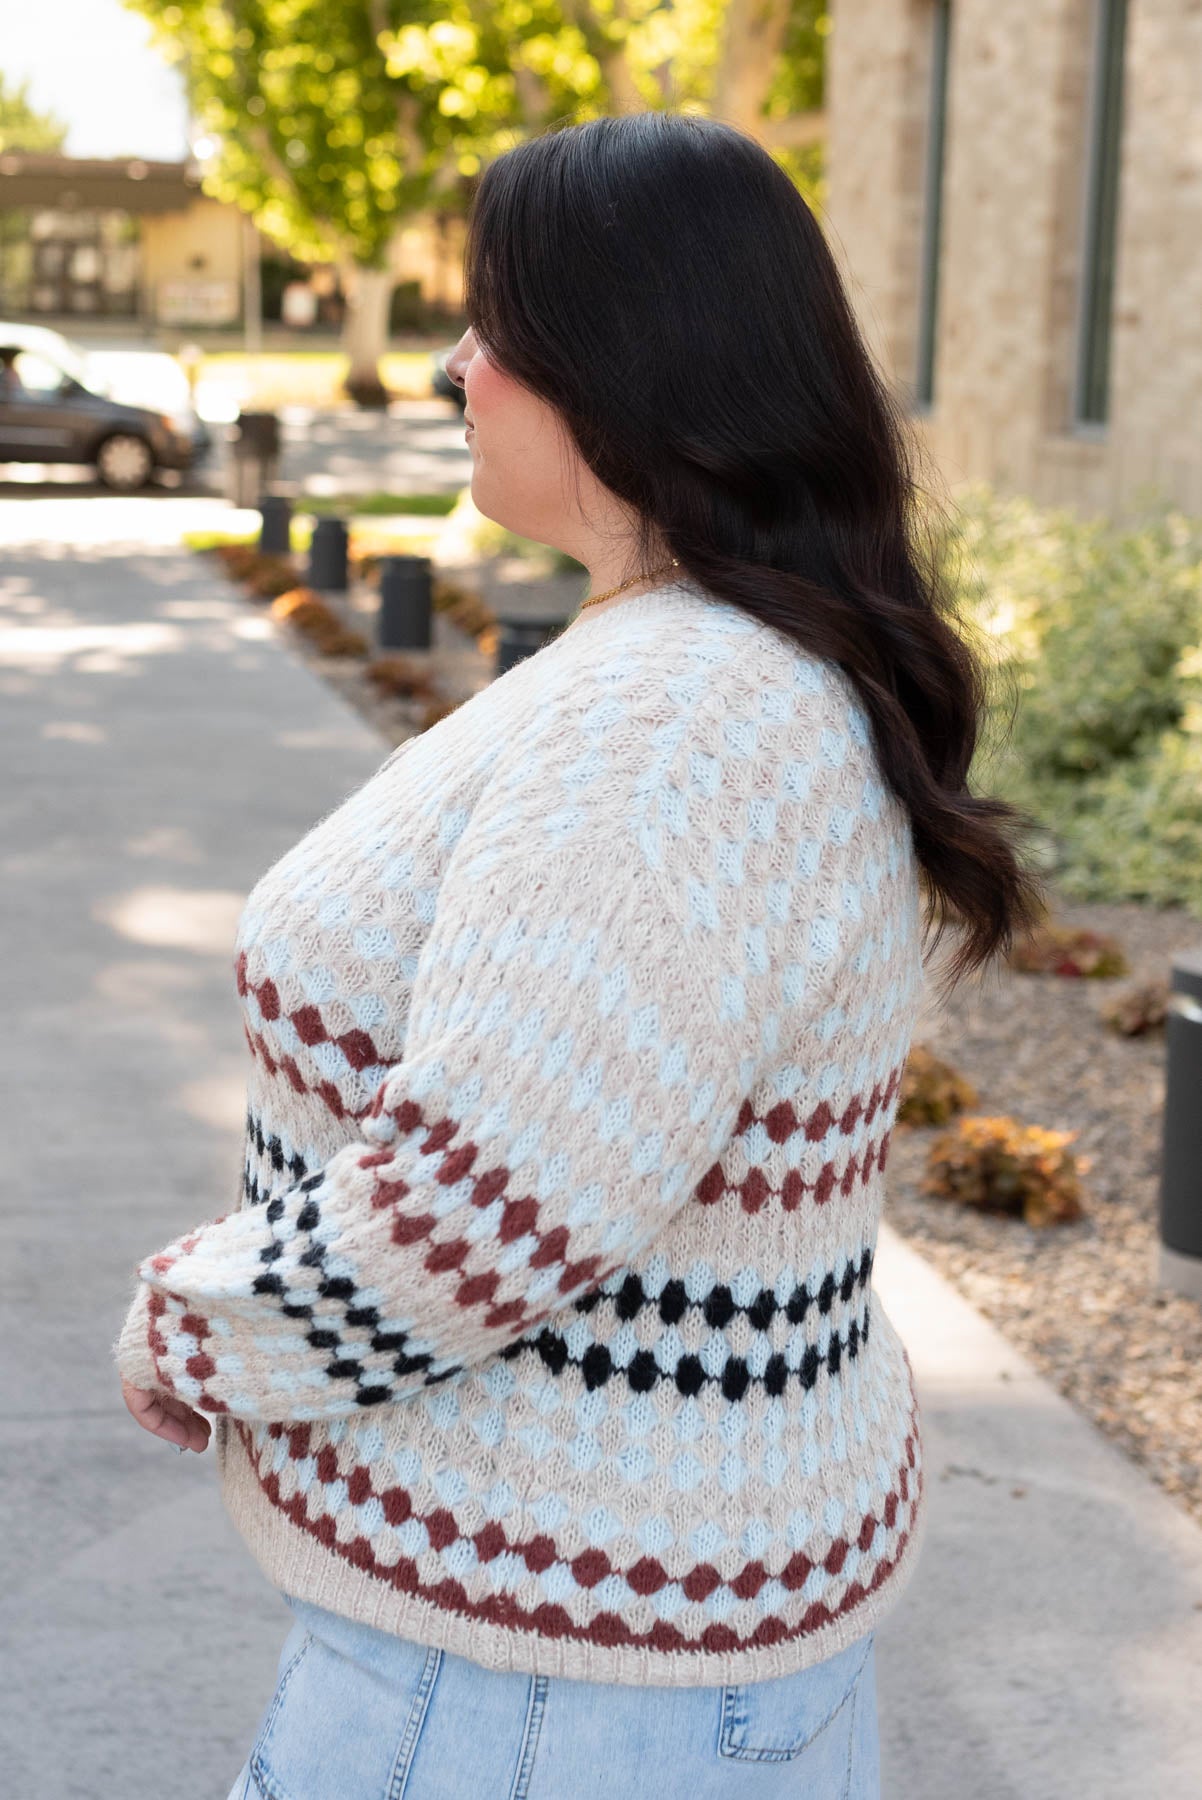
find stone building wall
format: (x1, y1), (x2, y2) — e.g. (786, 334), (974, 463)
(825, 0), (1202, 516)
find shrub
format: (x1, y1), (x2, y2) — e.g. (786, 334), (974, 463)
(244, 556), (302, 600)
(921, 1114), (1088, 1228)
(897, 1044), (979, 1126)
(432, 574), (485, 612)
(944, 486), (1202, 914)
(1100, 977), (1171, 1037)
(419, 697), (462, 730)
(442, 593), (497, 638)
(270, 589), (368, 657)
(215, 541), (262, 579)
(364, 654), (439, 700)
(1071, 720), (1202, 908)
(1004, 920), (1130, 978)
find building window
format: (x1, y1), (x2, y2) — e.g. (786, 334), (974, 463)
(1075, 0), (1128, 426)
(915, 0), (952, 409)
(1, 209), (142, 319)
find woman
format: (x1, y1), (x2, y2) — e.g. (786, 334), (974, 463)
(114, 110), (1044, 1798)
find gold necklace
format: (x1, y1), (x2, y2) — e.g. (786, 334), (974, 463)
(577, 557), (680, 614)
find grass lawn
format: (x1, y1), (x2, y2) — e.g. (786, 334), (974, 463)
(305, 491), (459, 516)
(183, 514), (444, 555)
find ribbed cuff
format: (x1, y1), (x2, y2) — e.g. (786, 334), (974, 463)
(113, 1280), (164, 1392)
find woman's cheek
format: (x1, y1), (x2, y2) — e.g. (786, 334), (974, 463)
(467, 349), (515, 425)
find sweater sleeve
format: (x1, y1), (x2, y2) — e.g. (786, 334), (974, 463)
(113, 649), (865, 1423)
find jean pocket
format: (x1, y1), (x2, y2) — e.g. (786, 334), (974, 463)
(250, 1606), (443, 1800)
(247, 1626), (315, 1799)
(717, 1633), (873, 1763)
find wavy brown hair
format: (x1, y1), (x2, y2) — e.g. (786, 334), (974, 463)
(463, 109), (1049, 1006)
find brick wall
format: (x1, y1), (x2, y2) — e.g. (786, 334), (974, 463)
(825, 0), (1202, 516)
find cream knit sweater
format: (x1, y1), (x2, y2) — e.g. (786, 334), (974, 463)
(114, 575), (928, 1687)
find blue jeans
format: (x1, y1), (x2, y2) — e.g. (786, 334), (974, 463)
(225, 1592), (880, 1799)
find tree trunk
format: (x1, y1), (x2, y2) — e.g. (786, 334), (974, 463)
(341, 264), (394, 408)
(711, 0), (794, 135)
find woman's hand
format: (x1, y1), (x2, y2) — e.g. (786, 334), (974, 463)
(121, 1375), (212, 1452)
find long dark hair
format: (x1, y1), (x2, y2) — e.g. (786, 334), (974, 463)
(463, 109), (1048, 1006)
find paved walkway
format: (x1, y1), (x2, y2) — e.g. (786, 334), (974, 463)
(2, 502), (1200, 1797)
(872, 1228), (1202, 1796)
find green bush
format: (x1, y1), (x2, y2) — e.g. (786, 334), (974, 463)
(942, 485), (1202, 914)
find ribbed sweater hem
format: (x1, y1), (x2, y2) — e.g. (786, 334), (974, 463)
(214, 1414), (929, 1689)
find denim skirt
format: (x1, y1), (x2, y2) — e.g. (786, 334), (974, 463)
(225, 1591), (879, 1800)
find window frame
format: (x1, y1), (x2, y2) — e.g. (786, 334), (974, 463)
(914, 0), (953, 412)
(1073, 0), (1128, 429)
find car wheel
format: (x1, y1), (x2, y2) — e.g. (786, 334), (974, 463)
(95, 434), (155, 492)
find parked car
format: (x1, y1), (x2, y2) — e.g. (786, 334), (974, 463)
(429, 346), (466, 411)
(0, 321), (210, 491)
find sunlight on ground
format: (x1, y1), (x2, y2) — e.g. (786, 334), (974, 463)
(41, 719), (107, 743)
(0, 621), (184, 669)
(174, 1073), (250, 1131)
(156, 598), (243, 621)
(0, 495), (261, 549)
(93, 885), (246, 954)
(122, 825), (207, 864)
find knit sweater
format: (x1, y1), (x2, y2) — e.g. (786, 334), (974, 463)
(113, 574), (928, 1688)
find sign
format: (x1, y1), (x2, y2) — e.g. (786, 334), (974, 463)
(156, 278), (239, 325)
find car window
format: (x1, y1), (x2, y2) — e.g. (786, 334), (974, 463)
(12, 350), (68, 394)
(44, 334), (88, 385)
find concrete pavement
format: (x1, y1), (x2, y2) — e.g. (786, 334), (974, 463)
(872, 1227), (1202, 1797)
(1, 504), (391, 1798)
(1, 497), (1200, 1798)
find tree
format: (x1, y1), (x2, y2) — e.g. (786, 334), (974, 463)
(0, 78), (69, 304)
(125, 0), (828, 403)
(0, 75), (68, 153)
(127, 0), (452, 401)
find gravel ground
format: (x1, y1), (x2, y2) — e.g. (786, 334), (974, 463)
(253, 558), (1202, 1526)
(890, 900), (1202, 1526)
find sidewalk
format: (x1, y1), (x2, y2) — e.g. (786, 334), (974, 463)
(1, 509), (1200, 1797)
(872, 1227), (1202, 1796)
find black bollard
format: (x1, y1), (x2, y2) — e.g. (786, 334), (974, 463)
(308, 516), (349, 592)
(258, 494), (292, 555)
(494, 615), (572, 677)
(1158, 947), (1202, 1300)
(226, 409), (281, 508)
(378, 556), (433, 651)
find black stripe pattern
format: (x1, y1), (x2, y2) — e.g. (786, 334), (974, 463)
(237, 1102), (876, 1411)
